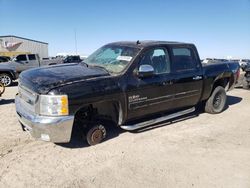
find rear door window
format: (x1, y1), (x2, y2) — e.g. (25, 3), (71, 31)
(28, 54), (36, 60)
(172, 48), (198, 72)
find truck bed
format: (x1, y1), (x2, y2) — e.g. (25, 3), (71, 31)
(201, 61), (240, 101)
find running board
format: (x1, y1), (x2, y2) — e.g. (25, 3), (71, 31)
(120, 107), (195, 131)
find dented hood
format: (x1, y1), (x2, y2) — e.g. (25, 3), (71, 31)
(19, 63), (109, 94)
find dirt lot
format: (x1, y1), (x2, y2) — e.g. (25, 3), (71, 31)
(0, 85), (249, 188)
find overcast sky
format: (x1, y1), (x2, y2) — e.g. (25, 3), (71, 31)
(0, 0), (249, 59)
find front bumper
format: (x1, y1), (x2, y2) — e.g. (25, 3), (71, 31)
(15, 95), (74, 143)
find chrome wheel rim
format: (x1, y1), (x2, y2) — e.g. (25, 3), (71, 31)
(0, 75), (11, 86)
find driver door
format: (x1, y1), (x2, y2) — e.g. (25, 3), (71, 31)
(14, 54), (29, 72)
(126, 47), (176, 121)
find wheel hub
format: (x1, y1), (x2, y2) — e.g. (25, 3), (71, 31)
(0, 75), (11, 86)
(91, 129), (103, 144)
(213, 93), (222, 108)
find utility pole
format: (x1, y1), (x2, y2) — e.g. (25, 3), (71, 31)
(74, 29), (78, 55)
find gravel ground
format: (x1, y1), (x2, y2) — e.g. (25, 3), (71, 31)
(0, 85), (249, 188)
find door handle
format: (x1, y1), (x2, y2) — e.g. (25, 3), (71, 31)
(193, 76), (202, 80)
(162, 80), (173, 86)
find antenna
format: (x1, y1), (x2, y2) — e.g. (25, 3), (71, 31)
(74, 29), (78, 55)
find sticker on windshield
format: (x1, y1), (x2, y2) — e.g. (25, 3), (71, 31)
(116, 56), (132, 61)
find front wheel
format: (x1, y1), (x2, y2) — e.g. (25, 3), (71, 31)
(86, 124), (107, 146)
(0, 73), (12, 87)
(205, 86), (227, 114)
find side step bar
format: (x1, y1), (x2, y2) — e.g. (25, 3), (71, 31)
(120, 107), (195, 131)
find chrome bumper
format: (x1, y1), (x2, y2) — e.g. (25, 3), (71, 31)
(15, 95), (74, 143)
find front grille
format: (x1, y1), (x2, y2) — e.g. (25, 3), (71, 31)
(18, 85), (38, 113)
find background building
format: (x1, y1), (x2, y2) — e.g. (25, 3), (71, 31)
(0, 35), (48, 59)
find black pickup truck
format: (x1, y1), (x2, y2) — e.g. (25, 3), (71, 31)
(15, 41), (240, 145)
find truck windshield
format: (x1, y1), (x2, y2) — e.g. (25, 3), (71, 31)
(84, 45), (140, 73)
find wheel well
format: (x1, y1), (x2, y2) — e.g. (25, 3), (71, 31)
(206, 77), (229, 99)
(213, 78), (229, 90)
(0, 72), (13, 79)
(74, 101), (120, 129)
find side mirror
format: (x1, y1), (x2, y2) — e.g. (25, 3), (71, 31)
(138, 64), (154, 78)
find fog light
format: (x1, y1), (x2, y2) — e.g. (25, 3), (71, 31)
(41, 134), (50, 141)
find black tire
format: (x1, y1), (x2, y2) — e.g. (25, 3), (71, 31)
(242, 78), (250, 89)
(0, 73), (12, 87)
(205, 86), (227, 114)
(0, 82), (5, 96)
(86, 124), (106, 146)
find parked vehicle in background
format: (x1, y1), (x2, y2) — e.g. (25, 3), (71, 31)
(0, 64), (18, 86)
(49, 55), (83, 65)
(0, 53), (86, 86)
(63, 55), (82, 63)
(0, 53), (58, 86)
(48, 55), (87, 66)
(42, 57), (63, 66)
(236, 62), (250, 89)
(0, 53), (63, 73)
(0, 56), (11, 63)
(239, 59), (250, 66)
(0, 54), (43, 73)
(201, 58), (229, 64)
(16, 41), (240, 146)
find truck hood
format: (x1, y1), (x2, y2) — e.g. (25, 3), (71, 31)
(19, 63), (110, 94)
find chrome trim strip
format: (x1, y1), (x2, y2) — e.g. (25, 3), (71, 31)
(129, 90), (199, 105)
(129, 89), (200, 110)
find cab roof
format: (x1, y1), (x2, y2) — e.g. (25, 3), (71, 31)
(107, 40), (193, 49)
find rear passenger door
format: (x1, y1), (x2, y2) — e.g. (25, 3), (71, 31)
(28, 54), (39, 69)
(170, 46), (203, 108)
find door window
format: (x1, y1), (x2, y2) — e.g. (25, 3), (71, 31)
(139, 48), (171, 74)
(28, 54), (36, 60)
(16, 55), (27, 61)
(172, 48), (197, 72)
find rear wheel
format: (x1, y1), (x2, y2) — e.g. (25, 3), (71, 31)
(242, 77), (250, 89)
(86, 124), (107, 146)
(0, 73), (12, 86)
(205, 86), (227, 114)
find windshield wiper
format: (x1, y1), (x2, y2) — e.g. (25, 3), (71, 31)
(81, 61), (89, 67)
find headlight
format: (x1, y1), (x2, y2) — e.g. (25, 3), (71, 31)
(39, 95), (69, 116)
